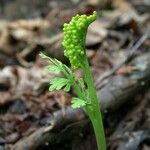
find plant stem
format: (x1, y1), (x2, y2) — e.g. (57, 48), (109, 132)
(91, 108), (106, 150)
(81, 56), (107, 150)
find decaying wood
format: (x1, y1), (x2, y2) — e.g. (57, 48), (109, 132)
(13, 52), (150, 150)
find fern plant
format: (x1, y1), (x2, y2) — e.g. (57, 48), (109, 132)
(40, 11), (106, 150)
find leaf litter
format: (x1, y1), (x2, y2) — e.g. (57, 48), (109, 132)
(0, 0), (150, 149)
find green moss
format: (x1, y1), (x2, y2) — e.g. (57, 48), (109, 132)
(62, 11), (97, 69)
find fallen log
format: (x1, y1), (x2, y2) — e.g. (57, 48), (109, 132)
(13, 51), (150, 150)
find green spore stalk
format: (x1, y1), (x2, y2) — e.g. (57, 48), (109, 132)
(40, 11), (106, 150)
(63, 11), (96, 69)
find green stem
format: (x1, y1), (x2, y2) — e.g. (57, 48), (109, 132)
(91, 110), (106, 150)
(81, 56), (107, 150)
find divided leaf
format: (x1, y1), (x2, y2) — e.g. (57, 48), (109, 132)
(63, 83), (71, 92)
(78, 78), (85, 89)
(40, 52), (74, 78)
(49, 77), (72, 92)
(71, 97), (86, 109)
(54, 58), (63, 66)
(39, 52), (50, 60)
(47, 65), (61, 74)
(40, 52), (74, 92)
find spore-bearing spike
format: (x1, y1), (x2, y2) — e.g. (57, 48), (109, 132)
(63, 11), (97, 69)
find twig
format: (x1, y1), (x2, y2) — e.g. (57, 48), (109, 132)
(95, 32), (149, 90)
